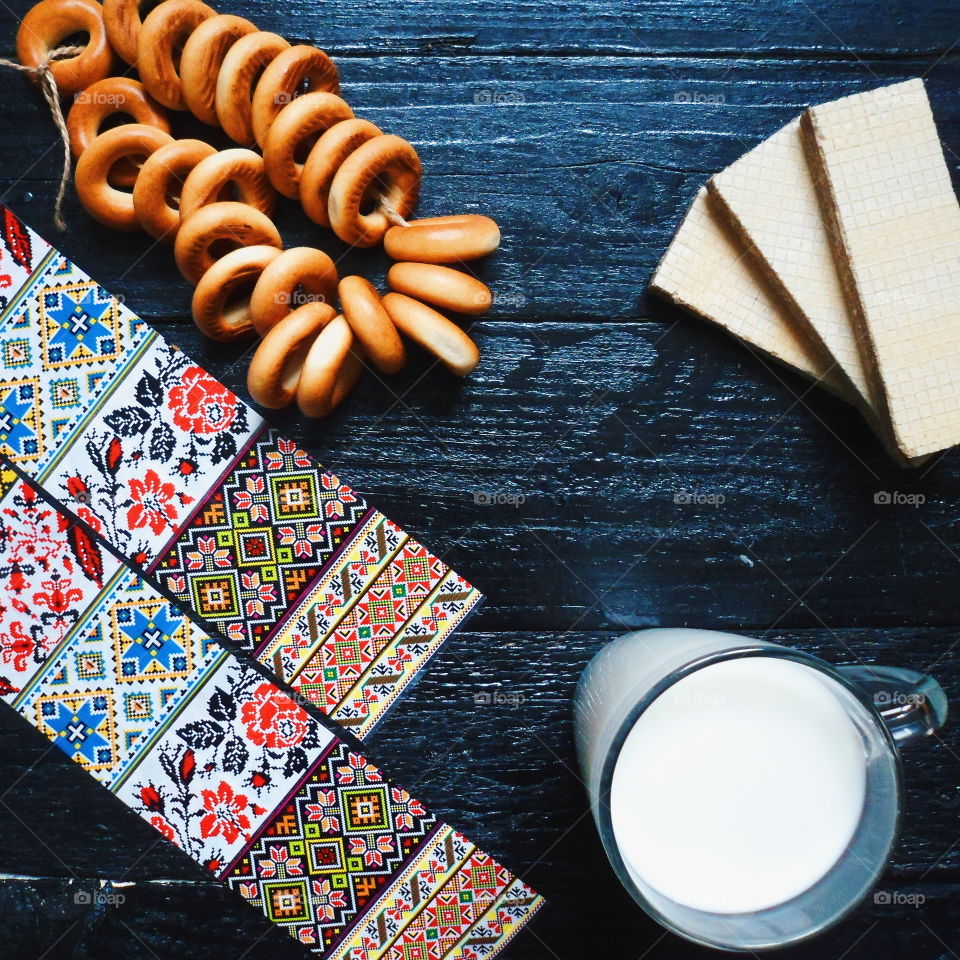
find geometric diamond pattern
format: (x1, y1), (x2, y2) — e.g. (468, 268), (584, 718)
(225, 739), (438, 956)
(325, 827), (544, 960)
(294, 542), (445, 712)
(0, 376), (43, 462)
(152, 430), (370, 652)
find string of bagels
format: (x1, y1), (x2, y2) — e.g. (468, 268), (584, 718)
(9, 0), (499, 417)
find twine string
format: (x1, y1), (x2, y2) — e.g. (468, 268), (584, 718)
(379, 196), (410, 228)
(0, 46), (83, 231)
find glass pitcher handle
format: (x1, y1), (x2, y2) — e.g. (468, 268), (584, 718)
(837, 664), (948, 744)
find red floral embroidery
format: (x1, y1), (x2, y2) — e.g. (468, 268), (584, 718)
(0, 622), (35, 673)
(168, 366), (238, 435)
(240, 682), (309, 749)
(33, 577), (83, 619)
(199, 781), (251, 844)
(150, 814), (176, 843)
(311, 878), (347, 921)
(127, 470), (179, 535)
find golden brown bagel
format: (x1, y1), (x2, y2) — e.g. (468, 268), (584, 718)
(67, 77), (169, 161)
(17, 0), (116, 96)
(191, 244), (282, 341)
(380, 292), (479, 376)
(102, 0), (144, 65)
(384, 214), (501, 264)
(248, 246), (338, 335)
(133, 138), (217, 241)
(67, 76), (170, 188)
(298, 118), (381, 226)
(75, 123), (174, 231)
(387, 262), (492, 316)
(179, 148), (276, 222)
(137, 0), (217, 110)
(250, 45), (339, 145)
(174, 201), (282, 285)
(327, 134), (422, 247)
(215, 30), (290, 146)
(247, 302), (336, 408)
(180, 14), (258, 125)
(339, 275), (406, 374)
(296, 315), (363, 418)
(261, 93), (354, 200)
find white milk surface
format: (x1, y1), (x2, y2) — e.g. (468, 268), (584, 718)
(610, 657), (867, 914)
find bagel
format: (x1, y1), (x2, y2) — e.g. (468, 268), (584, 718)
(17, 0), (116, 96)
(74, 123), (174, 231)
(179, 148), (276, 222)
(191, 244), (282, 341)
(339, 275), (405, 374)
(380, 292), (479, 376)
(132, 138), (218, 241)
(248, 246), (338, 335)
(247, 301), (336, 408)
(327, 134), (422, 247)
(173, 201), (281, 285)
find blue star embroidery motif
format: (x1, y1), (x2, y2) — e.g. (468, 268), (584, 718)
(44, 698), (111, 764)
(120, 606), (187, 674)
(45, 287), (115, 363)
(0, 382), (37, 456)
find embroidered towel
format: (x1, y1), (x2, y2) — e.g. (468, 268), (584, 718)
(0, 466), (542, 957)
(0, 205), (482, 739)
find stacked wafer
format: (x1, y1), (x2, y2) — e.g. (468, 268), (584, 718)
(651, 79), (960, 463)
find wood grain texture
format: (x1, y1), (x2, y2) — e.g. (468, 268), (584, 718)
(2, 0), (960, 957)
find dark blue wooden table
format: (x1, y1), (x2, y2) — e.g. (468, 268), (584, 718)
(1, 1), (960, 958)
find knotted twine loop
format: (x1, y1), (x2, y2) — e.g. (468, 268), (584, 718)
(0, 45), (84, 231)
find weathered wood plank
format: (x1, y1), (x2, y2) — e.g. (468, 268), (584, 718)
(1, 628), (958, 959)
(151, 319), (960, 633)
(2, 57), (959, 322)
(5, 0), (960, 58)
